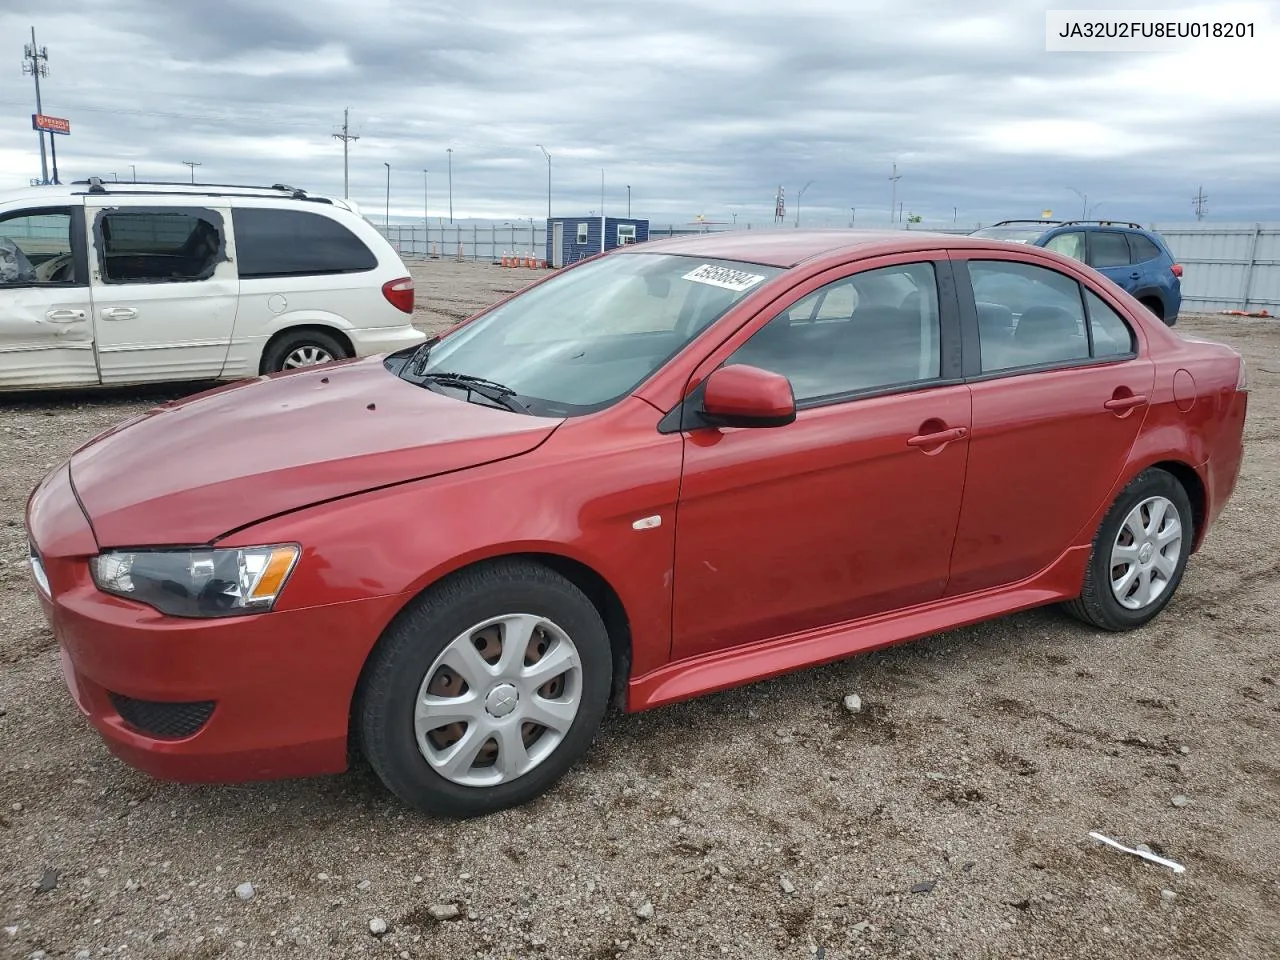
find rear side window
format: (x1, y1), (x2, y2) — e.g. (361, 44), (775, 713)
(97, 209), (225, 284)
(1128, 234), (1162, 263)
(968, 260), (1088, 371)
(1085, 290), (1136, 357)
(1088, 232), (1130, 268)
(233, 208), (378, 278)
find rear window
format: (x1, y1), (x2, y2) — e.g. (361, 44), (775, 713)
(233, 207), (378, 278)
(1089, 232), (1131, 268)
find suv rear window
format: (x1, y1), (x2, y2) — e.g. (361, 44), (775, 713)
(233, 208), (378, 278)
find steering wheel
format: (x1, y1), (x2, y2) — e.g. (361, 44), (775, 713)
(35, 253), (74, 283)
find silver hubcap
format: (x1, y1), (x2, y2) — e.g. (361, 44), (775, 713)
(1109, 495), (1183, 610)
(282, 345), (334, 369)
(413, 614), (583, 787)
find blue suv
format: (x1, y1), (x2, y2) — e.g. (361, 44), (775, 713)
(969, 220), (1182, 325)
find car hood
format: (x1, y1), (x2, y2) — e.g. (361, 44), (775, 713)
(69, 357), (563, 547)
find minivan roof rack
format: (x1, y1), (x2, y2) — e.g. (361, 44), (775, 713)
(1057, 219), (1144, 229)
(70, 178), (330, 204)
(72, 179), (313, 199)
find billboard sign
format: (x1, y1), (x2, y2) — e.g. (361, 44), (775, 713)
(32, 114), (70, 135)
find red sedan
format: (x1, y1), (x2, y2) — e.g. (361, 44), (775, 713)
(26, 230), (1248, 818)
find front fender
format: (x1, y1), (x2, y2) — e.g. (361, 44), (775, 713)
(218, 397), (685, 687)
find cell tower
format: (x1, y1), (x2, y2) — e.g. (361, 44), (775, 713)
(21, 27), (50, 185)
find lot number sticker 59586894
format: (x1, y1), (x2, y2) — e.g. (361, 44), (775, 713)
(682, 263), (768, 292)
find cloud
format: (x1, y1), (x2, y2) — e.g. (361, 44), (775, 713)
(1, 0), (1276, 226)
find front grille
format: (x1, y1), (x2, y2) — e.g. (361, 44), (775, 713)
(108, 693), (215, 739)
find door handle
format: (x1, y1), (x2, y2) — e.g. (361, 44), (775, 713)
(101, 307), (137, 321)
(907, 426), (968, 447)
(1103, 394), (1147, 412)
(44, 309), (87, 323)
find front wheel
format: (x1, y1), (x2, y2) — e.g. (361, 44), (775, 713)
(356, 560), (613, 818)
(1063, 468), (1193, 631)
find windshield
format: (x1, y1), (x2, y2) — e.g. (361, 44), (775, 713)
(412, 253), (784, 416)
(969, 226), (1050, 244)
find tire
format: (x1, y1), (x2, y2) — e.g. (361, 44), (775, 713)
(261, 329), (349, 374)
(356, 559), (613, 818)
(1138, 297), (1164, 322)
(1063, 468), (1193, 631)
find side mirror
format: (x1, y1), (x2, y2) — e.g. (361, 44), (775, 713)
(700, 364), (796, 428)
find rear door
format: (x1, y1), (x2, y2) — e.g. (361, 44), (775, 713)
(946, 252), (1154, 595)
(1085, 230), (1139, 293)
(85, 200), (238, 383)
(0, 204), (98, 388)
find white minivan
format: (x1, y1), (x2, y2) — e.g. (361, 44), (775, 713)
(0, 178), (426, 390)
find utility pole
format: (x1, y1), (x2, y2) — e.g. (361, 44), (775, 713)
(1192, 186), (1207, 220)
(447, 148), (453, 223)
(332, 108), (359, 199)
(182, 160), (201, 183)
(22, 27), (50, 185)
(384, 162), (391, 229)
(536, 144), (551, 221)
(888, 162), (901, 223)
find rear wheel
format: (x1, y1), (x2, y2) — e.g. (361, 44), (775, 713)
(1138, 297), (1164, 322)
(261, 329), (349, 373)
(357, 560), (612, 818)
(1063, 468), (1193, 631)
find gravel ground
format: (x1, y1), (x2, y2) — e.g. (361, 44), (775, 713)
(0, 261), (1277, 960)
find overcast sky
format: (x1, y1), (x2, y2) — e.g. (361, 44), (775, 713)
(2, 0), (1277, 227)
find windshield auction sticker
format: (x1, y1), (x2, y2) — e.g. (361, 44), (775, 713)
(682, 263), (767, 292)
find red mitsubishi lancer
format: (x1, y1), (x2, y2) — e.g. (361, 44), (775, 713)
(26, 229), (1248, 818)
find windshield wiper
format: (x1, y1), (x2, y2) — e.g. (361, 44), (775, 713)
(407, 335), (440, 376)
(418, 371), (529, 412)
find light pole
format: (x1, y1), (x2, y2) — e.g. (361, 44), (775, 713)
(795, 180), (814, 227)
(108, 172), (117, 182)
(447, 148), (453, 223)
(1068, 187), (1090, 219)
(536, 144), (551, 221)
(626, 185), (631, 218)
(422, 168), (428, 251)
(849, 207), (855, 227)
(182, 160), (200, 183)
(129, 164), (136, 182)
(384, 162), (390, 229)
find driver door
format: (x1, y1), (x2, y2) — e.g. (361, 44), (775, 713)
(0, 204), (99, 389)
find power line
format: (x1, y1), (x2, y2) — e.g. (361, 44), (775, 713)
(333, 107), (359, 199)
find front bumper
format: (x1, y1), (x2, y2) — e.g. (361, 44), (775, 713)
(27, 465), (402, 783)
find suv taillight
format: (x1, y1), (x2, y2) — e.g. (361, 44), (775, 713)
(382, 277), (415, 314)
(1171, 263), (1183, 278)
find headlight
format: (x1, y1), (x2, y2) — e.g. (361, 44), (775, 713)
(89, 544), (300, 618)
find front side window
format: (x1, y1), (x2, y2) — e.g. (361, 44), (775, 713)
(0, 209), (75, 285)
(1088, 231), (1131, 268)
(728, 262), (942, 403)
(233, 207), (378, 278)
(96, 209), (224, 284)
(1043, 231), (1086, 262)
(411, 253), (784, 415)
(969, 260), (1088, 371)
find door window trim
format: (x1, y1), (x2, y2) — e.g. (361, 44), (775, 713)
(950, 253), (1140, 383)
(0, 204), (89, 288)
(658, 255), (966, 433)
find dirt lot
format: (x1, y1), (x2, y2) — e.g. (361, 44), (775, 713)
(0, 261), (1277, 960)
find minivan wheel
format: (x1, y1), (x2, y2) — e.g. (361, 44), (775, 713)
(1063, 468), (1192, 631)
(261, 330), (349, 373)
(357, 560), (612, 818)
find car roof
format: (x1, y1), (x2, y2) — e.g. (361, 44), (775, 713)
(620, 229), (981, 268)
(616, 228), (1080, 269)
(0, 180), (352, 211)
